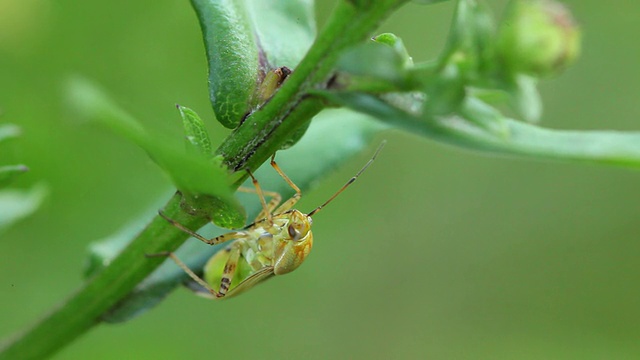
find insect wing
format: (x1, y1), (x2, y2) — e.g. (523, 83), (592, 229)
(225, 266), (275, 298)
(203, 244), (275, 299)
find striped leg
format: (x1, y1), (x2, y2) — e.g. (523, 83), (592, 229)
(146, 252), (223, 299)
(218, 242), (242, 297)
(159, 211), (247, 245)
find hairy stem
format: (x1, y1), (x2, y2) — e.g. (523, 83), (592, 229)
(0, 1), (405, 359)
(0, 193), (209, 360)
(217, 0), (408, 178)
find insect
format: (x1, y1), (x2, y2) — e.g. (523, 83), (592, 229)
(254, 66), (292, 105)
(153, 142), (385, 299)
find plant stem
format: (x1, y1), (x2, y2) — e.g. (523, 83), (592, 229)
(0, 1), (406, 359)
(0, 193), (209, 360)
(217, 0), (409, 177)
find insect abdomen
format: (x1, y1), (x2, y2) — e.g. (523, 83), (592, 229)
(203, 245), (253, 298)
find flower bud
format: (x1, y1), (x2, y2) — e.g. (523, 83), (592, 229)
(373, 33), (413, 67)
(497, 0), (581, 77)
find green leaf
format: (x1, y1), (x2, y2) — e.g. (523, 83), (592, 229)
(84, 206), (153, 279)
(321, 91), (640, 168)
(191, 0), (315, 128)
(67, 77), (146, 143)
(422, 61), (466, 116)
(348, 0), (411, 7)
(443, 0), (495, 65)
(373, 33), (413, 66)
(458, 96), (508, 136)
(0, 124), (21, 143)
(435, 0), (496, 96)
(66, 77), (245, 229)
(95, 108), (386, 322)
(0, 184), (47, 234)
(509, 74), (542, 123)
(0, 165), (29, 188)
(177, 105), (213, 157)
(338, 42), (407, 83)
(190, 0), (259, 128)
(243, 0), (315, 69)
(335, 39), (419, 94)
(412, 0), (449, 4)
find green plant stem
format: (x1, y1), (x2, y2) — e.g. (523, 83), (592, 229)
(0, 1), (405, 359)
(0, 193), (208, 360)
(217, 0), (409, 177)
(322, 91), (640, 168)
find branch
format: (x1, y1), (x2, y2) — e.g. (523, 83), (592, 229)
(0, 1), (405, 359)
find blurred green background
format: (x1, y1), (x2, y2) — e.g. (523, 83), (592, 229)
(2, 1), (640, 359)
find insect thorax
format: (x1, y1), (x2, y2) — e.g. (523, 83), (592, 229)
(244, 210), (313, 275)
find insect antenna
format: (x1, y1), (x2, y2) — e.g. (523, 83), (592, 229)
(307, 140), (386, 217)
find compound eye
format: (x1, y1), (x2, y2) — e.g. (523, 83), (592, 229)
(287, 224), (300, 240)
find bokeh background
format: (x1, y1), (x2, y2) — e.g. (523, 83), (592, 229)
(2, 1), (640, 359)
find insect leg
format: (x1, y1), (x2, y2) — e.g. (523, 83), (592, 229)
(269, 154), (302, 213)
(218, 242), (243, 297)
(159, 211), (247, 245)
(146, 251), (223, 299)
(237, 186), (282, 222)
(246, 170), (274, 224)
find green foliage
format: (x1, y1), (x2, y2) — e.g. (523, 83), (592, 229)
(241, 0), (315, 69)
(177, 105), (213, 157)
(67, 77), (245, 228)
(0, 124), (21, 143)
(95, 109), (385, 322)
(0, 184), (47, 234)
(4, 1), (639, 359)
(412, 0), (448, 4)
(0, 164), (28, 188)
(190, 0), (258, 128)
(321, 0), (640, 168)
(0, 124), (45, 233)
(191, 0), (315, 128)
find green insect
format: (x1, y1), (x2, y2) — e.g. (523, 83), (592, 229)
(253, 66), (292, 106)
(153, 143), (384, 299)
